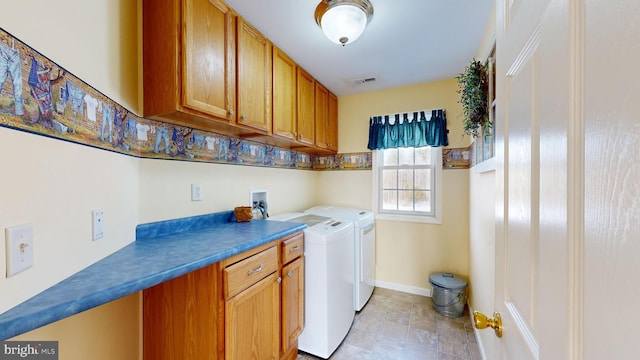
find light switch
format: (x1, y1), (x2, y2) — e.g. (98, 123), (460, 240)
(5, 223), (34, 277)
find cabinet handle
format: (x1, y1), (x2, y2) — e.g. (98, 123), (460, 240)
(289, 245), (301, 252)
(247, 264), (264, 276)
(287, 271), (292, 277)
(229, 109), (235, 115)
(241, 114), (247, 120)
(277, 277), (282, 283)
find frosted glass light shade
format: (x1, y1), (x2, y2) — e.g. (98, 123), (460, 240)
(315, 0), (374, 46)
(321, 4), (367, 45)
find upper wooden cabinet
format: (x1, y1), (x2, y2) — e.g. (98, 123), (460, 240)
(314, 82), (329, 150)
(327, 92), (338, 152)
(296, 68), (315, 146)
(314, 83), (338, 153)
(143, 0), (236, 129)
(143, 0), (338, 154)
(272, 47), (297, 141)
(236, 17), (272, 133)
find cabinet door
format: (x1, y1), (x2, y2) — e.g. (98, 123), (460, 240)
(296, 68), (315, 146)
(225, 272), (280, 360)
(183, 0), (235, 121)
(143, 264), (222, 360)
(327, 92), (338, 152)
(314, 82), (329, 149)
(282, 257), (304, 355)
(273, 48), (297, 141)
(237, 17), (272, 133)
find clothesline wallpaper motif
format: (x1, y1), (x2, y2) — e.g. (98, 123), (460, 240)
(0, 27), (466, 171)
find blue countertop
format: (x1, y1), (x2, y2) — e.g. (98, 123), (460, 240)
(0, 211), (306, 340)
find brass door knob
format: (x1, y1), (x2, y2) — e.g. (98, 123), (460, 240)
(473, 311), (503, 338)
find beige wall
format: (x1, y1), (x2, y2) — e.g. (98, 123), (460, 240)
(0, 1), (142, 359)
(468, 167), (496, 356)
(10, 294), (140, 359)
(333, 79), (471, 293)
(0, 0), (140, 113)
(1, 1), (489, 359)
(468, 2), (497, 359)
(339, 79), (469, 152)
(138, 160), (319, 223)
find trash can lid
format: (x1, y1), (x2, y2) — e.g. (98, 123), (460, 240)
(429, 272), (467, 290)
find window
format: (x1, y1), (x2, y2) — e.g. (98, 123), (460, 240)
(373, 146), (442, 223)
(473, 43), (496, 169)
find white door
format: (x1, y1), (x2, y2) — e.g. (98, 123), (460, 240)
(490, 0), (640, 359)
(581, 0), (640, 359)
(492, 0), (577, 358)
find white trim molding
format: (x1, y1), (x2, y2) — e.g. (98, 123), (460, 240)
(374, 280), (431, 297)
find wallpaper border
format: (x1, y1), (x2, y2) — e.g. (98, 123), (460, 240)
(0, 27), (468, 171)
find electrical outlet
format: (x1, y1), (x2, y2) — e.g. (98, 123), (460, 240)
(5, 223), (34, 277)
(191, 183), (203, 201)
(92, 210), (104, 241)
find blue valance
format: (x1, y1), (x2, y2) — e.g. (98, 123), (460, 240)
(367, 109), (448, 150)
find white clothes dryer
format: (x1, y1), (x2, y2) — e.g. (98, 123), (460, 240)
(305, 206), (376, 311)
(269, 213), (354, 359)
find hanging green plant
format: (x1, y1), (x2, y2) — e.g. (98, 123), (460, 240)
(456, 59), (489, 138)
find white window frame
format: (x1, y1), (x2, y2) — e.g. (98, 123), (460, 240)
(372, 147), (443, 224)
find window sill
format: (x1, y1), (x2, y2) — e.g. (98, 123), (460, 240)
(375, 213), (442, 224)
(473, 157), (496, 173)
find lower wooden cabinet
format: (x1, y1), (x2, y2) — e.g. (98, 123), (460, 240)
(223, 246), (280, 360)
(281, 257), (304, 355)
(143, 231), (304, 360)
(143, 264), (224, 360)
(225, 272), (280, 360)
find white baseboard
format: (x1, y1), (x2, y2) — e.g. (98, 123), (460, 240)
(374, 280), (432, 297)
(467, 304), (488, 360)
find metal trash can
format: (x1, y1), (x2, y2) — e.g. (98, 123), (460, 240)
(429, 272), (468, 318)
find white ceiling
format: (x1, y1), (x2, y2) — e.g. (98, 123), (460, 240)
(224, 0), (494, 97)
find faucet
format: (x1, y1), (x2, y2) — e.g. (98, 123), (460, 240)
(253, 201), (269, 219)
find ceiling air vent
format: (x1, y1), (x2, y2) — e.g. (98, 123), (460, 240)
(350, 77), (377, 86)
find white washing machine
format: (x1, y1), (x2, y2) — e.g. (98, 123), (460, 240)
(269, 213), (354, 359)
(305, 205), (376, 311)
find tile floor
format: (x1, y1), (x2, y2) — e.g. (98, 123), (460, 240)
(296, 287), (481, 360)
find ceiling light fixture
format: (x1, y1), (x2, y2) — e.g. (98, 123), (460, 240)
(314, 0), (374, 46)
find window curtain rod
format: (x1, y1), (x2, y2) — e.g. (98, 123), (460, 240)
(373, 109), (437, 123)
(367, 109), (448, 150)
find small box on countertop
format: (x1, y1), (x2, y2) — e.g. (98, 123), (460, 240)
(234, 206), (253, 222)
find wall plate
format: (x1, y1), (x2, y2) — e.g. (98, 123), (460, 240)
(192, 183), (203, 201)
(5, 223), (34, 277)
(92, 210), (104, 241)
